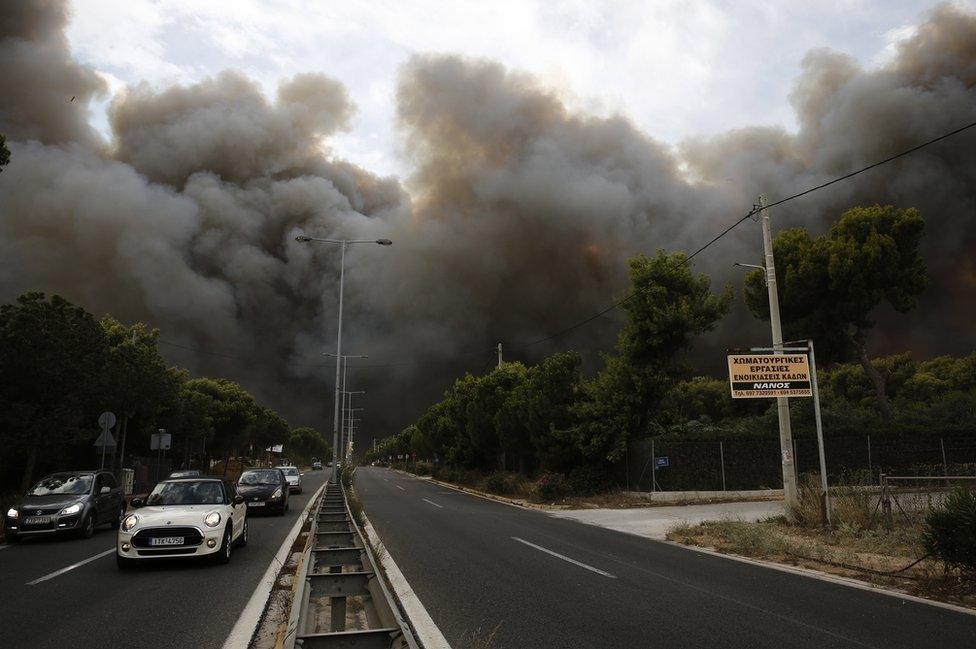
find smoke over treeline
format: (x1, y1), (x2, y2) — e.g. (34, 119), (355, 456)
(1, 1), (975, 442)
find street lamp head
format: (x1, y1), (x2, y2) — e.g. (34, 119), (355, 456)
(295, 235), (312, 243)
(376, 239), (393, 246)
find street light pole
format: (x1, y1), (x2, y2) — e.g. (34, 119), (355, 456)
(759, 194), (799, 508)
(297, 234), (391, 483)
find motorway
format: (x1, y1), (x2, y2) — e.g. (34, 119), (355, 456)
(357, 467), (976, 649)
(0, 469), (328, 649)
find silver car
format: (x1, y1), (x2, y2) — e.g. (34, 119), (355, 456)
(280, 466), (302, 493)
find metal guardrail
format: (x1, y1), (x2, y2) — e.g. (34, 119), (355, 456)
(285, 481), (419, 649)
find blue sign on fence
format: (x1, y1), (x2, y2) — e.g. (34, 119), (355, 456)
(655, 456), (669, 468)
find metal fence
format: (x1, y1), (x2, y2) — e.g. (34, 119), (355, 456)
(872, 474), (976, 527)
(626, 435), (976, 492)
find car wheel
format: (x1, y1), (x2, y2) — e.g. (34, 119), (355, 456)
(78, 511), (95, 539)
(116, 553), (135, 570)
(214, 526), (232, 564)
(237, 518), (248, 548)
(110, 503), (126, 530)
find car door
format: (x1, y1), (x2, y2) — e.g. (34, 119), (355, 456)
(94, 474), (114, 524)
(102, 473), (123, 519)
(225, 481), (245, 539)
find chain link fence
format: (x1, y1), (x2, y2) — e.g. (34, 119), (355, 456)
(626, 434), (976, 492)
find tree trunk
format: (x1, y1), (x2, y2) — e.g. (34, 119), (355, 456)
(854, 330), (895, 425)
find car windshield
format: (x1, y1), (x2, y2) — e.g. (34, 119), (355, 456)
(169, 471), (199, 477)
(28, 474), (93, 496)
(282, 467), (299, 476)
(239, 470), (281, 485)
(146, 480), (224, 506)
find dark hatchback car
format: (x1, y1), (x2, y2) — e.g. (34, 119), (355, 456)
(236, 468), (289, 515)
(4, 470), (126, 541)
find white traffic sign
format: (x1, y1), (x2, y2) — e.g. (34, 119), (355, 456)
(728, 353), (812, 398)
(98, 411), (117, 430)
(93, 429), (116, 447)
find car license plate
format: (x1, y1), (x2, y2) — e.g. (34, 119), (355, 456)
(149, 536), (184, 546)
(248, 501), (265, 507)
(24, 516), (51, 525)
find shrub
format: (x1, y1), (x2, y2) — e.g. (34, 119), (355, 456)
(340, 464), (355, 488)
(481, 471), (508, 494)
(923, 488), (976, 574)
(568, 466), (612, 496)
(413, 461), (434, 476)
(535, 472), (569, 501)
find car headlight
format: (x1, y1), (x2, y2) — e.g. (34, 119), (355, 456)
(60, 503), (83, 516)
(271, 488), (283, 499)
(121, 514), (139, 532)
(6, 508), (18, 520)
(204, 511), (221, 528)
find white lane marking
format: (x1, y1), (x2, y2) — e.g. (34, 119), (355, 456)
(422, 498), (444, 509)
(361, 512), (452, 648)
(395, 485), (405, 491)
(0, 543), (12, 550)
(511, 537), (616, 579)
(26, 548), (115, 585)
(222, 479), (329, 649)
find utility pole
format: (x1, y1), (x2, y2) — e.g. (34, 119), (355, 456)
(759, 194), (798, 508)
(497, 342), (503, 369)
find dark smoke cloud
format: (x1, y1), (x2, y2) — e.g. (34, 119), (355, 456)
(1, 1), (975, 442)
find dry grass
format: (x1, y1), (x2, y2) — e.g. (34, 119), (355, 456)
(667, 517), (976, 608)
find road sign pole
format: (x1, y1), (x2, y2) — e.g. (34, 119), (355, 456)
(651, 439), (656, 493)
(760, 194), (798, 508)
(808, 339), (830, 524)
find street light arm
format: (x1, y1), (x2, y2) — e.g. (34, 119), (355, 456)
(295, 235), (392, 246)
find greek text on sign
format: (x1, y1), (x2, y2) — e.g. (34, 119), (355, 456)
(727, 354), (812, 398)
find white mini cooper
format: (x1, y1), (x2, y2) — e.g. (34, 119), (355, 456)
(116, 477), (248, 569)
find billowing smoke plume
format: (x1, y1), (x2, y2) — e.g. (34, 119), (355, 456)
(1, 1), (975, 439)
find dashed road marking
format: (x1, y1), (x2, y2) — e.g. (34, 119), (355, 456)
(511, 537), (616, 579)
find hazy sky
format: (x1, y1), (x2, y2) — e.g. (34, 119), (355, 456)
(67, 0), (967, 178)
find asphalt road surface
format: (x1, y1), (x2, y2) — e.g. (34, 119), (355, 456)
(0, 469), (328, 649)
(356, 467), (976, 649)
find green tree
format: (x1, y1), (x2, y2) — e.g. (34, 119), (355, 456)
(496, 351), (584, 472)
(288, 426), (330, 464)
(160, 370), (215, 468)
(183, 377), (258, 473)
(745, 205), (926, 422)
(0, 293), (110, 489)
(101, 317), (179, 469)
(576, 251), (732, 462)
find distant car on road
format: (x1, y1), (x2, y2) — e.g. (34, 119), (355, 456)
(4, 470), (125, 542)
(280, 466), (302, 493)
(311, 460), (323, 471)
(237, 468), (289, 515)
(116, 477), (247, 568)
(168, 470), (201, 478)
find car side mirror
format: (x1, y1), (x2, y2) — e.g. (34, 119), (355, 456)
(233, 495), (245, 505)
(100, 486), (111, 494)
(129, 498), (143, 508)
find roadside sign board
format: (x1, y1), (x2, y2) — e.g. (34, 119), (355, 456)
(655, 456), (669, 469)
(150, 432), (172, 450)
(727, 353), (812, 398)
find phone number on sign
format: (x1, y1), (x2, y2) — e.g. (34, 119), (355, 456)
(733, 389), (811, 397)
